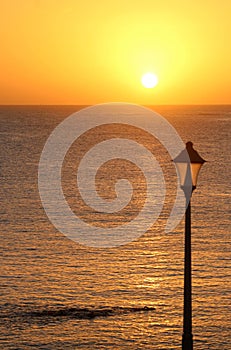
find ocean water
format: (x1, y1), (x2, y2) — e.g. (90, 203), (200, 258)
(0, 105), (230, 349)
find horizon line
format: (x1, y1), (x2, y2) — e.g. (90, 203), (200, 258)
(0, 103), (231, 107)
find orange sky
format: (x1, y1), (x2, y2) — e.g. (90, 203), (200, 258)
(0, 0), (230, 105)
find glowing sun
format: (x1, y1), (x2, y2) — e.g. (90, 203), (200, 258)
(141, 72), (158, 88)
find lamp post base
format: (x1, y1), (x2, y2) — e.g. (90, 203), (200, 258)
(182, 333), (193, 350)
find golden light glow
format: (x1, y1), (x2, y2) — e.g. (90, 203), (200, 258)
(0, 1), (230, 104)
(141, 73), (158, 88)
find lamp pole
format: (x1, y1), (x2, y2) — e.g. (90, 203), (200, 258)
(173, 142), (206, 350)
(182, 189), (193, 350)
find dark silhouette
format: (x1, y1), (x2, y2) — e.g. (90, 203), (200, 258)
(174, 142), (206, 350)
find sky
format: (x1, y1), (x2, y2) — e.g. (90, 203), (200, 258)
(0, 0), (230, 105)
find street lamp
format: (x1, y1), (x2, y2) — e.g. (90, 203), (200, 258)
(173, 141), (206, 350)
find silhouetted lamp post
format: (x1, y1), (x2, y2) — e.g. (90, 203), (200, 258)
(173, 142), (206, 350)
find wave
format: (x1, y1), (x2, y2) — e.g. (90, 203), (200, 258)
(0, 306), (156, 324)
(24, 306), (155, 320)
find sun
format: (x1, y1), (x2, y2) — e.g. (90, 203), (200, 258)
(141, 72), (158, 88)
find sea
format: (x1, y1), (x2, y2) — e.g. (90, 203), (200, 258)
(0, 105), (230, 349)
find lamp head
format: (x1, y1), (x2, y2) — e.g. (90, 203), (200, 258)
(173, 141), (206, 193)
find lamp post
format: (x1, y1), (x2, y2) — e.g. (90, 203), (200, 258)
(173, 141), (206, 350)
